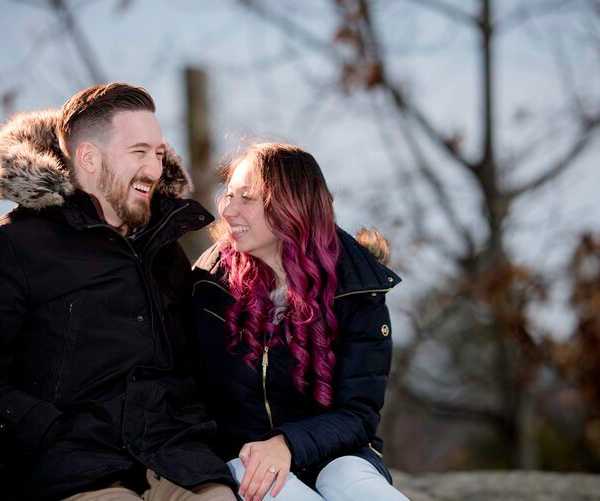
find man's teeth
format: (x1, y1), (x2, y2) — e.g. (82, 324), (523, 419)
(132, 183), (150, 193)
(231, 226), (249, 234)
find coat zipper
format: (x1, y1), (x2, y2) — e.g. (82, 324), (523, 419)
(334, 288), (391, 300)
(54, 300), (75, 399)
(262, 345), (274, 428)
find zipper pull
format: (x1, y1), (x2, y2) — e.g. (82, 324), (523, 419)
(262, 346), (269, 368)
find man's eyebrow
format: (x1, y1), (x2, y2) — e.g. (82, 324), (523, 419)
(127, 142), (167, 150)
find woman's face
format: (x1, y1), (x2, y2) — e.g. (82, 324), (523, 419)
(222, 157), (280, 264)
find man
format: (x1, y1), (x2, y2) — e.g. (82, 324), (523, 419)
(0, 83), (237, 500)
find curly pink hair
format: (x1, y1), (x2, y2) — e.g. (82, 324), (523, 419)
(215, 142), (340, 408)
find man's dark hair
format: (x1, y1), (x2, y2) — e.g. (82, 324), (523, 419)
(57, 82), (156, 163)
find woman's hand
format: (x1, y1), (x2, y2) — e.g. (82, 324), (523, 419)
(238, 434), (291, 500)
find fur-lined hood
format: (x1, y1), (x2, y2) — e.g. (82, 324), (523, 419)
(0, 109), (192, 210)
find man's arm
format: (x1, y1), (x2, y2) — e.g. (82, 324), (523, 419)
(0, 231), (62, 456)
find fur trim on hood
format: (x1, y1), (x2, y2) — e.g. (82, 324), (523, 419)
(355, 227), (390, 266)
(0, 109), (193, 210)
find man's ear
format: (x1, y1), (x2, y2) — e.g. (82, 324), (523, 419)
(75, 142), (102, 174)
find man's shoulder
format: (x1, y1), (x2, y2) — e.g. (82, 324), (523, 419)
(0, 207), (35, 232)
(0, 206), (65, 251)
(1, 205), (51, 226)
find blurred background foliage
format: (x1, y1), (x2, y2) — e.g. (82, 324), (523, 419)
(2, 0), (600, 474)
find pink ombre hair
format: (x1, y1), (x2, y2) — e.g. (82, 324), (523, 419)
(214, 142), (340, 408)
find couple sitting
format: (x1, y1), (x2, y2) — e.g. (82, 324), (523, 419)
(0, 83), (408, 501)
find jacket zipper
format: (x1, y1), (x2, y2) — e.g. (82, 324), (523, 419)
(54, 300), (75, 399)
(334, 288), (391, 300)
(262, 345), (274, 428)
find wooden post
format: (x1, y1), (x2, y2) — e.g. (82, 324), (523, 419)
(180, 67), (216, 261)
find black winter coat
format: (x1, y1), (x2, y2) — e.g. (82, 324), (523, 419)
(0, 111), (235, 500)
(191, 228), (401, 484)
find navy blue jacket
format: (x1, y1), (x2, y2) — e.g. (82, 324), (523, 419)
(191, 228), (401, 483)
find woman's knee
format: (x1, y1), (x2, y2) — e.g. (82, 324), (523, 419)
(316, 455), (377, 487)
(316, 455), (409, 501)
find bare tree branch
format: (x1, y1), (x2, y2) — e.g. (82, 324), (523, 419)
(239, 0), (339, 60)
(401, 0), (478, 27)
(369, 97), (427, 239)
(396, 111), (476, 256)
(381, 75), (478, 170)
(49, 0), (107, 84)
(508, 116), (600, 199)
(498, 0), (576, 34)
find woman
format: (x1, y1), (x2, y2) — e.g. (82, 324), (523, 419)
(191, 143), (408, 501)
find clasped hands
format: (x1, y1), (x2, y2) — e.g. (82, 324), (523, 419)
(238, 434), (291, 501)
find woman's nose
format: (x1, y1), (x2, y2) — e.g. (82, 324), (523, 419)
(222, 198), (238, 217)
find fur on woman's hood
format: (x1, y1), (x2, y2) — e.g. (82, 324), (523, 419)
(0, 109), (192, 210)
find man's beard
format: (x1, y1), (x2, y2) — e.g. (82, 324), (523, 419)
(97, 157), (153, 231)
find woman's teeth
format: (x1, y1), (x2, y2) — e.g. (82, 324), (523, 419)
(231, 226), (249, 234)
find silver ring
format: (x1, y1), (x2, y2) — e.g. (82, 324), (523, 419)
(268, 466), (277, 475)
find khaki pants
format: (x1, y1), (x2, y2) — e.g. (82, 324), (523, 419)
(63, 469), (236, 501)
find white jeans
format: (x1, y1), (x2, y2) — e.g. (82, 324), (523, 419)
(227, 455), (410, 501)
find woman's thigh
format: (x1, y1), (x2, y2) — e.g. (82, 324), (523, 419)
(315, 456), (410, 501)
(227, 458), (324, 501)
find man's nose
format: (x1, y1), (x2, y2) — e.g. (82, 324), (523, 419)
(144, 155), (164, 180)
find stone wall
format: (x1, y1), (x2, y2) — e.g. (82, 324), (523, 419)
(390, 470), (600, 500)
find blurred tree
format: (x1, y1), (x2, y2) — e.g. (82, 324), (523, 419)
(4, 0), (600, 473)
(238, 0), (600, 470)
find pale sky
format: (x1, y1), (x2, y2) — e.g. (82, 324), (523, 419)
(1, 0), (597, 339)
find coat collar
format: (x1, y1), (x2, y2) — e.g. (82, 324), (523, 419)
(193, 227), (401, 298)
(0, 109), (193, 210)
(335, 227), (401, 297)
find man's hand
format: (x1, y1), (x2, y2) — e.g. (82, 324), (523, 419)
(238, 434), (291, 500)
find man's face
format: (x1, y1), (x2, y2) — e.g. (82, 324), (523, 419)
(95, 111), (165, 231)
